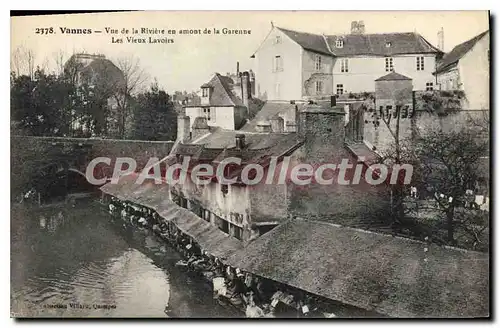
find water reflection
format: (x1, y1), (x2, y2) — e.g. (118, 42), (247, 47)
(11, 201), (239, 318)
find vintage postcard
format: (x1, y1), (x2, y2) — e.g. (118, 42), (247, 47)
(10, 11), (490, 318)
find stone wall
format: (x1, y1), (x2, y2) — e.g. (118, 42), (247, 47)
(363, 109), (488, 154)
(11, 136), (174, 199)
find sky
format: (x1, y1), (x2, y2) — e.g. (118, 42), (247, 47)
(11, 11), (489, 93)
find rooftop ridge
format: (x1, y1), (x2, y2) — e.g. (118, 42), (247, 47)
(295, 216), (488, 256)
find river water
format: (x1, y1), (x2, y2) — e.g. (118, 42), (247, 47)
(10, 200), (241, 318)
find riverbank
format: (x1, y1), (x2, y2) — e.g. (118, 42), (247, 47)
(11, 202), (241, 318)
(104, 194), (372, 318)
(100, 177), (489, 318)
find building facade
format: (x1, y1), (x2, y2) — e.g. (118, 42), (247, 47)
(184, 72), (252, 132)
(252, 24), (442, 101)
(435, 31), (490, 110)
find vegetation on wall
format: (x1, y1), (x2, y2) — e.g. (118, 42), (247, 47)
(415, 90), (465, 115)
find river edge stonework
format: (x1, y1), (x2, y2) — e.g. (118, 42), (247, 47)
(100, 177), (488, 318)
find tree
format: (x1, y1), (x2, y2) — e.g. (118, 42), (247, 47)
(11, 67), (75, 136)
(409, 127), (488, 245)
(374, 92), (412, 223)
(128, 81), (177, 141)
(52, 50), (67, 75)
(112, 55), (149, 138)
(11, 46), (36, 78)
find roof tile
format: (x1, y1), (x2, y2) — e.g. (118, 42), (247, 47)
(226, 218), (489, 318)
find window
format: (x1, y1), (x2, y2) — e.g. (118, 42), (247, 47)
(315, 81), (323, 94)
(416, 56), (424, 71)
(336, 39), (344, 48)
(231, 224), (243, 240)
(394, 105), (401, 117)
(385, 42), (392, 48)
(340, 58), (349, 73)
(202, 107), (212, 121)
(179, 196), (187, 209)
(315, 55), (322, 71)
(385, 105), (392, 117)
(401, 106), (409, 118)
(385, 58), (394, 72)
(202, 87), (209, 97)
(275, 35), (282, 44)
(217, 217), (229, 234)
(273, 55), (283, 72)
(221, 184), (228, 196)
(202, 210), (210, 222)
(336, 84), (344, 95)
(426, 82), (434, 91)
(190, 201), (203, 218)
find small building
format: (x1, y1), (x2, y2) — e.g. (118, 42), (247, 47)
(184, 72), (252, 132)
(434, 31), (490, 110)
(374, 71), (414, 117)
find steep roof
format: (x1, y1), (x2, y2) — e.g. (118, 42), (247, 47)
(196, 73), (243, 107)
(375, 71), (413, 81)
(226, 218), (489, 318)
(192, 116), (209, 129)
(277, 27), (332, 55)
(435, 31), (489, 74)
(274, 27), (441, 57)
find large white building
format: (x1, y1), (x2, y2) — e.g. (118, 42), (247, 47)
(252, 23), (442, 101)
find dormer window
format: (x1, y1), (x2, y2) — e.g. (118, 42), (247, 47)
(336, 39), (344, 48)
(202, 87), (209, 97)
(385, 42), (392, 48)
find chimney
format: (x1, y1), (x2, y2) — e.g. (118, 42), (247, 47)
(330, 95), (336, 107)
(177, 116), (191, 143)
(269, 116), (284, 133)
(351, 21), (365, 35)
(241, 71), (251, 109)
(249, 70), (256, 96)
(298, 104), (346, 163)
(235, 134), (246, 150)
(192, 116), (210, 141)
(236, 62), (240, 77)
(358, 21), (365, 34)
(437, 27), (444, 51)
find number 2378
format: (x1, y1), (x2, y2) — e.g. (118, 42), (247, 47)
(35, 28), (54, 34)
